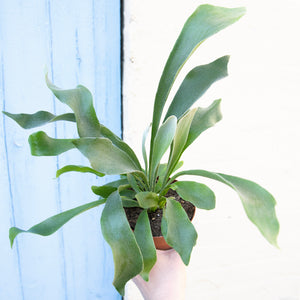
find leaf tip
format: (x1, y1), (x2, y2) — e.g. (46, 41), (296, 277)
(9, 237), (14, 248)
(9, 227), (20, 248)
(239, 6), (247, 15)
(140, 273), (150, 282)
(269, 230), (280, 249)
(224, 54), (230, 65)
(115, 285), (125, 297)
(43, 65), (49, 76)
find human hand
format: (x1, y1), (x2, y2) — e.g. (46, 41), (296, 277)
(132, 249), (186, 300)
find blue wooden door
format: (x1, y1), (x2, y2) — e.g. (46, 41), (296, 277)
(0, 1), (122, 299)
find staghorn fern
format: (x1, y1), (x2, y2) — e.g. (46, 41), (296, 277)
(3, 5), (279, 296)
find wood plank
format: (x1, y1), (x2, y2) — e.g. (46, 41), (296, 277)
(0, 1), (122, 299)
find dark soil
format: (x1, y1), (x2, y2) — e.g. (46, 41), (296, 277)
(124, 189), (195, 237)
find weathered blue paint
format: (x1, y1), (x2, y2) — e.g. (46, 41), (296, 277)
(0, 1), (122, 299)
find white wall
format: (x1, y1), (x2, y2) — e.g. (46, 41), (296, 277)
(123, 0), (300, 299)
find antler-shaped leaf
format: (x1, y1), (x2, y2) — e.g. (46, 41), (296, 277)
(171, 181), (215, 210)
(163, 109), (196, 182)
(73, 137), (140, 175)
(164, 56), (229, 121)
(29, 131), (75, 156)
(46, 76), (142, 170)
(29, 131), (140, 175)
(91, 178), (128, 197)
(2, 111), (75, 129)
(9, 198), (106, 247)
(149, 116), (177, 187)
(172, 170), (280, 246)
(142, 124), (151, 173)
(101, 191), (143, 295)
(151, 5), (246, 148)
(184, 99), (222, 150)
(99, 125), (142, 170)
(134, 210), (157, 281)
(162, 198), (197, 265)
(56, 165), (105, 178)
(46, 75), (101, 137)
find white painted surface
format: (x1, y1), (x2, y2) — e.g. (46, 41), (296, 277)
(123, 0), (300, 299)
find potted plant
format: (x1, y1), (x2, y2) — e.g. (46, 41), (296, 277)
(3, 4), (279, 296)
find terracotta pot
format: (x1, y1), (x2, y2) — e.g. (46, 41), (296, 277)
(153, 205), (196, 251)
(153, 236), (172, 250)
(125, 190), (196, 251)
